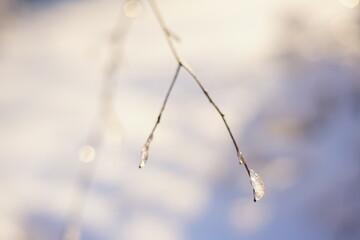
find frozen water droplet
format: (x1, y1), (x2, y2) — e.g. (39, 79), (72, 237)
(249, 169), (265, 202)
(139, 147), (148, 168)
(139, 133), (153, 168)
(237, 151), (244, 164)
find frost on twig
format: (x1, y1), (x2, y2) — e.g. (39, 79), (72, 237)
(237, 151), (245, 165)
(140, 0), (266, 202)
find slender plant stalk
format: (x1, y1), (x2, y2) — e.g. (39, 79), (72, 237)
(149, 63), (181, 138)
(139, 63), (181, 168)
(140, 0), (265, 202)
(60, 4), (135, 239)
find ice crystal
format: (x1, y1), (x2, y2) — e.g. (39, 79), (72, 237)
(249, 169), (265, 202)
(237, 151), (244, 164)
(139, 133), (153, 168)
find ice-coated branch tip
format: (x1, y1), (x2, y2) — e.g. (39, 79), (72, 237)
(249, 169), (265, 201)
(145, 0), (266, 202)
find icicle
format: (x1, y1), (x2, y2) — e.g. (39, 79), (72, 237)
(249, 169), (265, 202)
(139, 145), (149, 168)
(139, 133), (153, 168)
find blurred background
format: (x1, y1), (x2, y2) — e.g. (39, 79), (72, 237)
(1, 0), (360, 239)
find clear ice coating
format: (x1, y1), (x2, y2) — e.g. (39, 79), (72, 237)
(237, 151), (244, 164)
(249, 169), (265, 202)
(139, 146), (148, 168)
(139, 133), (153, 168)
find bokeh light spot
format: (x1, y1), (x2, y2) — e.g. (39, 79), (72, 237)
(124, 0), (143, 18)
(78, 145), (96, 163)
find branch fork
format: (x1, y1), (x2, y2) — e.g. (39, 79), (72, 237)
(139, 0), (265, 202)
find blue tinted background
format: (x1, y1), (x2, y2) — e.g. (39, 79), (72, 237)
(0, 0), (359, 239)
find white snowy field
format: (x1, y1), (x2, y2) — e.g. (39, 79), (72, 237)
(0, 0), (359, 239)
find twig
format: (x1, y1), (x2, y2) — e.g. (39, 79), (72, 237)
(139, 63), (181, 168)
(142, 0), (250, 174)
(140, 0), (265, 202)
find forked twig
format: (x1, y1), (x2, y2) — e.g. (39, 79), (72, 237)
(140, 0), (265, 202)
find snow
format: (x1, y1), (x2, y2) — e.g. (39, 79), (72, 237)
(0, 0), (359, 239)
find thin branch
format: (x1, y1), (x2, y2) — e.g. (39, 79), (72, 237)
(146, 0), (251, 175)
(60, 3), (135, 239)
(151, 63), (182, 135)
(139, 63), (181, 168)
(180, 64), (251, 176)
(141, 0), (264, 202)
